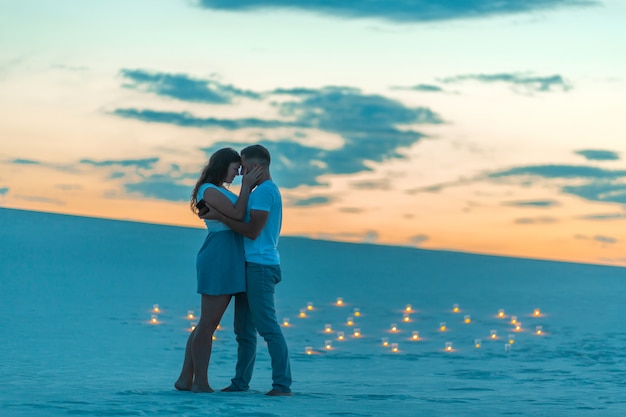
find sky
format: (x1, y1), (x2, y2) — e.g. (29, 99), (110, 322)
(1, 0), (625, 266)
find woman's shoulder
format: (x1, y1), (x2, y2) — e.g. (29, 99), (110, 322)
(200, 183), (237, 199)
(197, 183), (218, 198)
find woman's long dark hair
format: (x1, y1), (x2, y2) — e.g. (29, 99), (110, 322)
(190, 148), (241, 214)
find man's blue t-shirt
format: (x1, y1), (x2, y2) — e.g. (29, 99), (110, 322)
(244, 180), (282, 265)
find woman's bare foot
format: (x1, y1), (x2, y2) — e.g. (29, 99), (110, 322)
(174, 376), (193, 391)
(191, 383), (215, 393)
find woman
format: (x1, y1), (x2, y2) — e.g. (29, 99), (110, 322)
(175, 147), (262, 393)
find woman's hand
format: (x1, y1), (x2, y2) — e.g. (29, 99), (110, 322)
(198, 204), (223, 221)
(241, 165), (263, 190)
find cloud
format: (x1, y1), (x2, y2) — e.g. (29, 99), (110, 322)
(410, 234), (429, 246)
(349, 179), (391, 190)
(339, 207), (363, 213)
(593, 235), (618, 244)
(0, 187), (8, 196)
(411, 163), (626, 209)
(120, 69), (261, 104)
(575, 234), (618, 245)
(124, 175), (191, 202)
(575, 149), (621, 161)
(195, 0), (595, 23)
(290, 196), (332, 207)
(391, 84), (444, 93)
(116, 82), (442, 189)
(15, 195), (64, 205)
(440, 72), (572, 94)
(113, 108), (293, 130)
(489, 165), (626, 180)
(504, 199), (560, 208)
(316, 230), (379, 243)
(579, 213), (626, 221)
(490, 164), (626, 205)
(363, 230), (379, 243)
(277, 87), (442, 131)
(562, 182), (626, 204)
(80, 157), (159, 170)
(10, 158), (41, 165)
(56, 184), (82, 191)
(514, 216), (558, 224)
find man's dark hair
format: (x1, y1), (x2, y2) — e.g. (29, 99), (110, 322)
(241, 144), (271, 166)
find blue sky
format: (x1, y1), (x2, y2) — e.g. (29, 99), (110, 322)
(1, 0), (625, 265)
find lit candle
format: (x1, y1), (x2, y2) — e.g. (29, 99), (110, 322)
(535, 325), (543, 335)
(445, 342), (453, 352)
(403, 314), (411, 323)
(190, 321), (197, 332)
(464, 315), (471, 324)
(336, 297), (344, 306)
(353, 308), (361, 317)
(216, 323), (221, 330)
(337, 331), (345, 341)
(381, 337), (389, 347)
(282, 318), (290, 327)
(346, 317), (354, 326)
(439, 322), (447, 332)
(510, 315), (518, 325)
(514, 323), (522, 332)
(325, 340), (332, 350)
(152, 304), (160, 313)
(299, 309), (307, 318)
(390, 323), (398, 333)
(391, 343), (399, 353)
(305, 346), (313, 355)
(474, 339), (481, 348)
(497, 309), (505, 318)
(533, 308), (541, 317)
(411, 331), (420, 341)
(508, 334), (515, 344)
(150, 314), (158, 324)
(353, 328), (361, 338)
(212, 335), (216, 341)
(324, 323), (332, 333)
(405, 304), (413, 313)
(490, 329), (497, 339)
(187, 310), (195, 320)
(453, 304), (459, 313)
(307, 302), (314, 311)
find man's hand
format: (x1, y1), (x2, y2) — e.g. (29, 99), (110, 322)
(242, 165), (263, 190)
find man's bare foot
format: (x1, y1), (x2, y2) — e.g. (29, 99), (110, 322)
(265, 389), (292, 396)
(191, 383), (215, 393)
(174, 377), (192, 391)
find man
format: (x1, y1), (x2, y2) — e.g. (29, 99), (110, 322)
(203, 144), (292, 396)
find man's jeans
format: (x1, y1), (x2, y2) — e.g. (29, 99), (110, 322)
(230, 263), (292, 393)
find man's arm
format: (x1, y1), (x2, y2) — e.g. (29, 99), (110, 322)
(212, 209), (269, 240)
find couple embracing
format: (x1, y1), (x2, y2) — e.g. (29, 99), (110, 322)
(174, 145), (292, 396)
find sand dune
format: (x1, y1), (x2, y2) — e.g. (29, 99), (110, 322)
(1, 208), (625, 416)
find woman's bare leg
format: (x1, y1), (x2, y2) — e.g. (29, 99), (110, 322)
(191, 294), (232, 393)
(174, 328), (196, 391)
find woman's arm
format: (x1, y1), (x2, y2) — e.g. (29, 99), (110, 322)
(201, 206), (268, 240)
